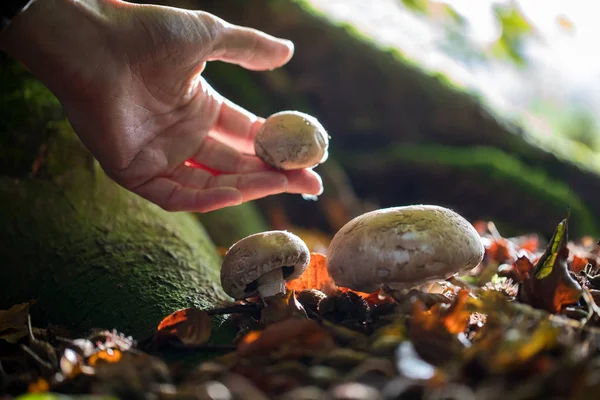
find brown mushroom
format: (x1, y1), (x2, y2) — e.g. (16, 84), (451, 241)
(254, 110), (329, 170)
(220, 231), (311, 300)
(326, 205), (484, 292)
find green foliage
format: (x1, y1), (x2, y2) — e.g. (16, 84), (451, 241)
(400, 0), (430, 15)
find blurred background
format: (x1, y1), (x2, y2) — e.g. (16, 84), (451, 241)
(4, 0), (600, 248)
(183, 0), (600, 246)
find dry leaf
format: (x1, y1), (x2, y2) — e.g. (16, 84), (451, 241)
(518, 216), (583, 313)
(440, 289), (471, 335)
(260, 290), (308, 325)
(88, 348), (122, 366)
(27, 377), (49, 393)
(570, 254), (589, 274)
(287, 253), (335, 294)
(514, 255), (535, 283)
(0, 302), (31, 343)
(157, 307), (212, 346)
(237, 318), (335, 357)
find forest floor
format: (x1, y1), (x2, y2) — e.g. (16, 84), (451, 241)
(2, 213), (600, 399)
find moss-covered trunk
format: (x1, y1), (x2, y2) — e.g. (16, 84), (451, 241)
(0, 56), (243, 338)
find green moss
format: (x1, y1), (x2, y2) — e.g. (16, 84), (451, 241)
(0, 130), (231, 338)
(0, 57), (234, 339)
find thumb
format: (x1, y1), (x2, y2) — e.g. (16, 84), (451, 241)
(207, 19), (295, 71)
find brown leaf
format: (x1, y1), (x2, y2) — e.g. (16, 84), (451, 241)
(0, 302), (32, 343)
(237, 318), (335, 358)
(157, 307), (212, 346)
(408, 300), (466, 365)
(260, 290), (308, 325)
(514, 255), (535, 283)
(518, 217), (583, 313)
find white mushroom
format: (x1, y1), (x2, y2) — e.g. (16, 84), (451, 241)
(220, 231), (311, 300)
(254, 110), (329, 170)
(326, 205), (484, 292)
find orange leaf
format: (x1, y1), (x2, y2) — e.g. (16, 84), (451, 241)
(570, 254), (588, 273)
(486, 238), (513, 263)
(441, 289), (471, 334)
(27, 378), (49, 393)
(287, 253), (335, 294)
(241, 330), (262, 345)
(88, 348), (122, 366)
(157, 307), (212, 346)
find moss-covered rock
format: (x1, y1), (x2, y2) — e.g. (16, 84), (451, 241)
(0, 56), (233, 338)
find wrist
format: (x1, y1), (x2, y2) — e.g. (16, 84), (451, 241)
(0, 0), (122, 99)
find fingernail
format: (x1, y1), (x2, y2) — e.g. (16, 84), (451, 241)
(281, 39), (295, 64)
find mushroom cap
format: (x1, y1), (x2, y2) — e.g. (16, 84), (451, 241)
(326, 205), (484, 292)
(254, 110), (329, 170)
(220, 230), (311, 300)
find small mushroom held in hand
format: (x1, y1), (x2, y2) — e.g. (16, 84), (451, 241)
(220, 231), (311, 301)
(254, 110), (329, 170)
(326, 205), (484, 293)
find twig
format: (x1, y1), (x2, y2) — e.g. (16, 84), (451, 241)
(205, 304), (260, 316)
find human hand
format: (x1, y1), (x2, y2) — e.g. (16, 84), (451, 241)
(0, 0), (323, 212)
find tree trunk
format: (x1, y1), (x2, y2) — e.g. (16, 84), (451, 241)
(0, 56), (241, 339)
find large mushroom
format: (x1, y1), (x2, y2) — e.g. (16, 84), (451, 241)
(326, 205), (484, 293)
(254, 110), (330, 170)
(220, 230), (311, 301)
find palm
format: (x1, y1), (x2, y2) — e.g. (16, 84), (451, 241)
(62, 5), (322, 213)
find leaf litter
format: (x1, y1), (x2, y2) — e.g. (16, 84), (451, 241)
(4, 214), (600, 399)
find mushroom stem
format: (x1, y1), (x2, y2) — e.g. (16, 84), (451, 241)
(257, 268), (286, 299)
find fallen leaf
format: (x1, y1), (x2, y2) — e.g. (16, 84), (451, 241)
(241, 330), (262, 345)
(157, 307), (212, 346)
(260, 290), (308, 325)
(489, 320), (559, 373)
(485, 238), (514, 264)
(0, 302), (31, 343)
(570, 254), (589, 274)
(237, 318), (335, 357)
(408, 300), (466, 365)
(514, 255), (535, 282)
(287, 253), (335, 294)
(518, 216), (583, 313)
(27, 378), (49, 393)
(440, 289), (471, 335)
(88, 348), (122, 366)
